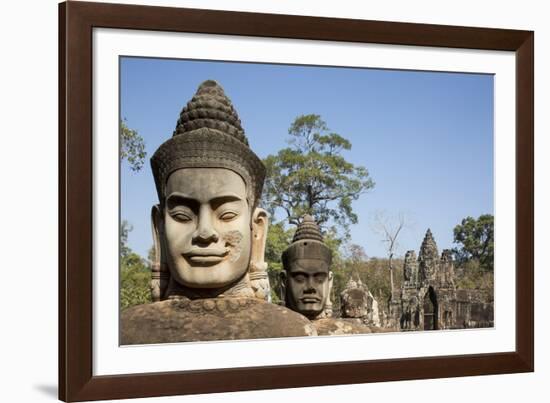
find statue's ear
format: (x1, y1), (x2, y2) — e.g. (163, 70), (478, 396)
(250, 208), (269, 265)
(328, 271), (334, 294)
(279, 271), (287, 304)
(151, 205), (163, 268)
(151, 205), (169, 301)
(249, 208), (271, 300)
(324, 271), (334, 317)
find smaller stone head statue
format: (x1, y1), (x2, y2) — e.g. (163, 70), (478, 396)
(281, 215), (333, 319)
(340, 278), (370, 319)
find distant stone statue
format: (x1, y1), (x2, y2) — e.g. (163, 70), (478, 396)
(281, 215), (373, 335)
(341, 278), (380, 324)
(121, 80), (316, 344)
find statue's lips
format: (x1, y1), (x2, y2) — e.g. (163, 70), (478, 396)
(182, 248), (229, 264)
(300, 297), (321, 303)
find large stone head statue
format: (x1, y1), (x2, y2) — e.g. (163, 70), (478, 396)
(149, 80), (269, 300)
(281, 215), (333, 319)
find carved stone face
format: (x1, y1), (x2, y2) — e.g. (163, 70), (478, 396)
(285, 258), (331, 318)
(162, 168), (252, 289)
(341, 288), (369, 318)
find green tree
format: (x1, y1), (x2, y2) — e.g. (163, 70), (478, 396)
(264, 221), (294, 303)
(120, 118), (146, 172)
(455, 259), (494, 300)
(120, 220), (132, 258)
(262, 114), (374, 239)
(120, 221), (152, 310)
(146, 245), (156, 268)
(120, 252), (152, 310)
(453, 214), (494, 271)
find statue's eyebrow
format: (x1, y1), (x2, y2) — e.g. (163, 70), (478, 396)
(166, 192), (244, 209)
(166, 193), (199, 210)
(209, 194), (244, 210)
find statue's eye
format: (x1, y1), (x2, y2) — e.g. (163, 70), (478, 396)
(314, 274), (327, 283)
(171, 211), (193, 223)
(292, 274), (306, 283)
(219, 211), (237, 221)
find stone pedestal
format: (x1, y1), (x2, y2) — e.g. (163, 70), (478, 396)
(312, 318), (372, 336)
(121, 297), (317, 344)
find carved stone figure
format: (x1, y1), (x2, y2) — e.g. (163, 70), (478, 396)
(403, 250), (418, 287)
(340, 278), (369, 319)
(121, 80), (317, 344)
(340, 278), (381, 325)
(281, 216), (373, 335)
(281, 215), (333, 320)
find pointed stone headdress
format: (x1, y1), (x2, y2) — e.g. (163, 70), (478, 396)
(282, 215), (332, 268)
(151, 80), (266, 207)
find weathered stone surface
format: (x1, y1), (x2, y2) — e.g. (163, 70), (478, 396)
(403, 250), (418, 286)
(392, 229), (493, 331)
(121, 297), (317, 344)
(455, 289), (494, 328)
(418, 228), (439, 283)
(340, 278), (381, 327)
(124, 80), (302, 345)
(151, 80), (265, 208)
(149, 80), (270, 304)
(313, 318), (372, 336)
(341, 286), (369, 318)
(292, 214), (324, 242)
(281, 215), (333, 320)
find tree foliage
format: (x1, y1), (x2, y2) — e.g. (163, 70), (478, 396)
(262, 114), (374, 238)
(329, 246), (403, 317)
(120, 220), (152, 310)
(120, 220), (132, 258)
(453, 214), (494, 271)
(264, 221), (294, 303)
(121, 252), (152, 310)
(454, 259), (494, 299)
(120, 119), (146, 172)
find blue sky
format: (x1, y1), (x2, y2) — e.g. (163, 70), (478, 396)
(120, 56), (494, 259)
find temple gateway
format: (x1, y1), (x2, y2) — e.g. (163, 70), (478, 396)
(389, 229), (494, 331)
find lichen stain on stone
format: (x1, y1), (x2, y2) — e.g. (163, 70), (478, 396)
(222, 230), (243, 262)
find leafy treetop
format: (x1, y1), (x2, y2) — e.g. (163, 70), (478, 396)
(120, 119), (146, 172)
(453, 214), (494, 271)
(262, 114), (374, 239)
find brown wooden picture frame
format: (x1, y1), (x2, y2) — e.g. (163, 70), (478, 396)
(59, 1), (534, 401)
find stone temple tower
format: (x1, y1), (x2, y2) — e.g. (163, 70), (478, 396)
(418, 229), (439, 284)
(394, 228), (492, 332)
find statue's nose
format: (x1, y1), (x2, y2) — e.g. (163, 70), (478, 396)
(304, 279), (317, 293)
(192, 207), (219, 244)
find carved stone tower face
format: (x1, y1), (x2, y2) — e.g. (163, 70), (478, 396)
(439, 249), (456, 288)
(418, 229), (439, 284)
(282, 215), (333, 319)
(403, 250), (418, 286)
